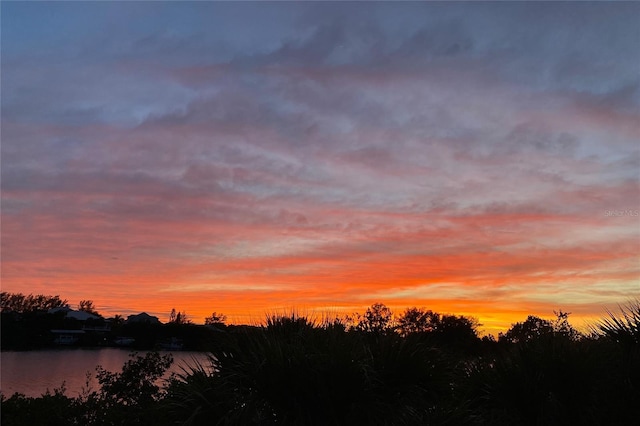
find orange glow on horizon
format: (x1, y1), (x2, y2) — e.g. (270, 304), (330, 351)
(3, 277), (629, 336)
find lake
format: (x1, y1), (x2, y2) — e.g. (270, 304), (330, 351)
(0, 348), (213, 398)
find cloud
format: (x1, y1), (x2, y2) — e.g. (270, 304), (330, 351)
(2, 2), (638, 331)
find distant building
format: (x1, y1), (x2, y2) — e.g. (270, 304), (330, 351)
(47, 308), (105, 345)
(48, 307), (71, 315)
(47, 307), (100, 321)
(126, 312), (161, 324)
(67, 310), (100, 321)
(50, 329), (85, 345)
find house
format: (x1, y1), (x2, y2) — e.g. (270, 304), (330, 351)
(159, 337), (184, 351)
(113, 336), (136, 346)
(50, 329), (85, 345)
(67, 310), (100, 321)
(47, 308), (105, 346)
(126, 312), (161, 324)
(47, 307), (100, 321)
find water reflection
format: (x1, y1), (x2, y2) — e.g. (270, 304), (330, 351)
(0, 348), (211, 397)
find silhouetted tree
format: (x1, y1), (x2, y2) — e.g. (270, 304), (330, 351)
(78, 300), (100, 316)
(397, 307), (480, 346)
(354, 303), (394, 333)
(1, 292), (68, 313)
(499, 312), (581, 344)
(439, 314), (479, 335)
(169, 308), (191, 325)
(552, 310), (581, 341)
(110, 314), (125, 327)
(204, 312), (227, 325)
(397, 307), (439, 336)
(499, 315), (554, 343)
(95, 352), (173, 406)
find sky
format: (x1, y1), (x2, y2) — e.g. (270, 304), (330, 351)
(1, 2), (639, 334)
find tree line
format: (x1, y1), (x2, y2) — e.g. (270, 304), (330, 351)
(0, 291), (600, 348)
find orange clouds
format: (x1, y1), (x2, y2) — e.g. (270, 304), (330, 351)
(2, 2), (638, 335)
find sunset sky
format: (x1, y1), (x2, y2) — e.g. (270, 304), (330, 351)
(2, 2), (639, 335)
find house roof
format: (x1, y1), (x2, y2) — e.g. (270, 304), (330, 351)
(48, 307), (99, 321)
(67, 310), (100, 321)
(126, 312), (161, 324)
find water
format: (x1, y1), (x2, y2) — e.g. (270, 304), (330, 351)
(0, 348), (212, 398)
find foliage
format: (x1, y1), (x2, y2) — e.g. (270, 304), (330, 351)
(499, 315), (555, 343)
(2, 304), (638, 425)
(166, 312), (454, 425)
(465, 335), (639, 425)
(78, 300), (101, 316)
(204, 311), (227, 325)
(0, 385), (76, 426)
(80, 352), (173, 425)
(1, 296), (72, 349)
(551, 310), (581, 341)
(432, 313), (480, 346)
(597, 300), (640, 346)
(1, 352), (174, 426)
(499, 311), (582, 344)
(397, 307), (440, 335)
(352, 302), (394, 333)
(95, 352), (173, 406)
(1, 292), (69, 313)
(396, 307), (480, 354)
(594, 300), (640, 404)
(169, 308), (192, 325)
(111, 314), (125, 326)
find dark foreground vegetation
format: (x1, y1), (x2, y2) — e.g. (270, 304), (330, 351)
(2, 301), (638, 425)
